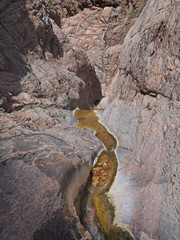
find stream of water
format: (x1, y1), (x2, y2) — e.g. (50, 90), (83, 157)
(74, 109), (133, 240)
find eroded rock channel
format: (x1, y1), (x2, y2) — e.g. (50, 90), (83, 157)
(74, 109), (134, 240)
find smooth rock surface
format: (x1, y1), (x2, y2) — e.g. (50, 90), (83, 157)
(0, 1), (103, 239)
(0, 107), (101, 240)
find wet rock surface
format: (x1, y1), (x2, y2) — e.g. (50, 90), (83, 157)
(74, 109), (134, 240)
(0, 1), (103, 239)
(101, 95), (180, 240)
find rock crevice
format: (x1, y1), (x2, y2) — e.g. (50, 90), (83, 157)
(0, 0), (179, 240)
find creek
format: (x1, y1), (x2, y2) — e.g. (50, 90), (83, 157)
(74, 109), (133, 240)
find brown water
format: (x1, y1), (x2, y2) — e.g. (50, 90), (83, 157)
(74, 109), (134, 240)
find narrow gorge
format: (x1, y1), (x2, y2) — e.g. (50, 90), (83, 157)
(0, 0), (179, 240)
(74, 108), (133, 240)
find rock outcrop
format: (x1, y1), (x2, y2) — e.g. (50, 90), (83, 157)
(0, 0), (179, 239)
(0, 106), (102, 240)
(100, 0), (180, 239)
(62, 0), (147, 95)
(0, 1), (103, 239)
(0, 0), (102, 112)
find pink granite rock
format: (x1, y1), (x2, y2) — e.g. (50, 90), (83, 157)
(0, 0), (179, 239)
(100, 0), (180, 239)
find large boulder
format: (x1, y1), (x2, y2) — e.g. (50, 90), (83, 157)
(0, 1), (103, 239)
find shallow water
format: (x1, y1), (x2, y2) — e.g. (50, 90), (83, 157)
(74, 109), (134, 240)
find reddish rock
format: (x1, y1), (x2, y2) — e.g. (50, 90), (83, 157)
(0, 0), (102, 112)
(0, 107), (102, 240)
(0, 1), (103, 239)
(0, 0), (179, 239)
(62, 4), (137, 95)
(100, 0), (180, 239)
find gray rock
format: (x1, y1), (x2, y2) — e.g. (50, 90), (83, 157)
(0, 0), (179, 239)
(0, 0), (102, 112)
(0, 107), (102, 240)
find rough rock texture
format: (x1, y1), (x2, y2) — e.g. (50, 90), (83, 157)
(100, 0), (180, 239)
(62, 1), (147, 95)
(0, 106), (102, 240)
(0, 0), (103, 239)
(0, 0), (102, 112)
(1, 0), (179, 239)
(108, 0), (180, 101)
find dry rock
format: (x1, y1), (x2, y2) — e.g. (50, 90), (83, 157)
(0, 0), (179, 239)
(0, 107), (102, 240)
(100, 0), (180, 239)
(0, 0), (102, 112)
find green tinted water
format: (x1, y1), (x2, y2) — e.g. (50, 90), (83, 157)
(74, 109), (134, 240)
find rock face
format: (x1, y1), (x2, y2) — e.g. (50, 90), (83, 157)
(0, 0), (103, 239)
(0, 0), (102, 112)
(0, 107), (102, 240)
(61, 2), (141, 95)
(108, 0), (180, 102)
(0, 0), (179, 239)
(100, 0), (180, 239)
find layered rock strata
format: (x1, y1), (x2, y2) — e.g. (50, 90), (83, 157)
(0, 106), (102, 240)
(62, 1), (146, 95)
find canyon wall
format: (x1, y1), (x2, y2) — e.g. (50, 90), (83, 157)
(0, 1), (103, 239)
(100, 0), (180, 239)
(0, 0), (179, 239)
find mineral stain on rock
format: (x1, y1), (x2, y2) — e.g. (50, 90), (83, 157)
(74, 109), (134, 240)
